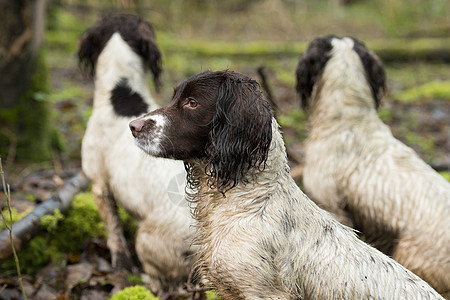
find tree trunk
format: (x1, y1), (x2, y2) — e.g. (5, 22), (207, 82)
(0, 0), (52, 164)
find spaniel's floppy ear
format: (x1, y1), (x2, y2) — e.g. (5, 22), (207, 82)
(78, 28), (101, 77)
(296, 36), (334, 110)
(136, 21), (162, 92)
(352, 38), (386, 109)
(206, 72), (273, 194)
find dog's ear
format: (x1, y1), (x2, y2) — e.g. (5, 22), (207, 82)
(352, 39), (386, 109)
(136, 21), (162, 92)
(296, 36), (334, 110)
(206, 72), (273, 194)
(78, 28), (101, 77)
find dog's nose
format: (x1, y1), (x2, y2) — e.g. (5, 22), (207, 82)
(129, 119), (145, 138)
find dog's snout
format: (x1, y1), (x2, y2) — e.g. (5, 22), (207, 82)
(130, 118), (157, 137)
(130, 119), (145, 137)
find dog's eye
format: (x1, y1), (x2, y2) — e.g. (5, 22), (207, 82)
(186, 98), (199, 109)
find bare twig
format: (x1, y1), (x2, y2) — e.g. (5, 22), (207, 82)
(257, 66), (279, 117)
(0, 157), (27, 300)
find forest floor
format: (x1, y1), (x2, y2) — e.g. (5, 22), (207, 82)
(1, 1), (450, 299)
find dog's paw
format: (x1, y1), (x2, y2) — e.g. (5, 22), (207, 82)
(112, 249), (135, 271)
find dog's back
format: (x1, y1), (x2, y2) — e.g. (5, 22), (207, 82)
(297, 36), (450, 295)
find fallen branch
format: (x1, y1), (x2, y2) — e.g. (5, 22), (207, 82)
(257, 66), (279, 117)
(0, 171), (91, 261)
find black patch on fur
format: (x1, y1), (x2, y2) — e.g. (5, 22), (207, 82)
(295, 35), (334, 109)
(111, 78), (148, 117)
(78, 14), (162, 90)
(323, 224), (334, 236)
(352, 38), (386, 109)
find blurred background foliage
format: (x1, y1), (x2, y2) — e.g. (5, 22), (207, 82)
(1, 0), (449, 171)
(0, 1), (449, 297)
(38, 0), (450, 170)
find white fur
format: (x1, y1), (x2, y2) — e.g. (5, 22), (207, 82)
(81, 33), (195, 293)
(302, 37), (450, 296)
(188, 119), (443, 299)
(134, 114), (166, 155)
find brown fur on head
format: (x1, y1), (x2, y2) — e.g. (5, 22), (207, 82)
(296, 35), (386, 110)
(130, 70), (273, 194)
(78, 13), (162, 90)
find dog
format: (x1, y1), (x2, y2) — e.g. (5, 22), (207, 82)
(296, 35), (450, 297)
(129, 70), (443, 299)
(78, 14), (195, 293)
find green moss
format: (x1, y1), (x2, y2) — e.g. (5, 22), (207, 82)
(394, 80), (450, 103)
(18, 52), (52, 161)
(0, 208), (29, 230)
(127, 274), (144, 285)
(0, 236), (53, 275)
(0, 50), (61, 162)
(40, 209), (64, 232)
(440, 171), (450, 182)
(0, 192), (105, 275)
(0, 191), (143, 275)
(109, 286), (159, 300)
(48, 192), (105, 253)
(158, 33), (308, 58)
(25, 194), (36, 202)
(206, 290), (221, 300)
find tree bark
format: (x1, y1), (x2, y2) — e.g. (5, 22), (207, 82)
(0, 0), (47, 108)
(0, 0), (53, 164)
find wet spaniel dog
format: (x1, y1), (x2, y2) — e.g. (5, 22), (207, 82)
(78, 14), (195, 293)
(296, 35), (450, 297)
(130, 70), (443, 299)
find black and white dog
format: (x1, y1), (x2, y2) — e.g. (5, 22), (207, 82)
(296, 35), (450, 296)
(79, 14), (195, 293)
(130, 70), (442, 299)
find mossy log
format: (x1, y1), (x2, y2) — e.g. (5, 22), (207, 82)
(159, 36), (450, 63)
(0, 171), (90, 261)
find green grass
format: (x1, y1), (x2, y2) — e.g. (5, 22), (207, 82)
(440, 171), (450, 181)
(109, 286), (159, 300)
(393, 80), (450, 102)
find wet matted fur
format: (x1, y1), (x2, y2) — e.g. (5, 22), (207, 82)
(79, 14), (195, 293)
(130, 70), (443, 299)
(296, 35), (450, 297)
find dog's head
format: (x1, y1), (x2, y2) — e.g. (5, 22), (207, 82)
(78, 13), (162, 89)
(296, 35), (386, 110)
(130, 70), (273, 193)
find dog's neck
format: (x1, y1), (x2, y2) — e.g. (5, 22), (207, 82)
(93, 32), (156, 111)
(186, 118), (289, 214)
(308, 38), (379, 133)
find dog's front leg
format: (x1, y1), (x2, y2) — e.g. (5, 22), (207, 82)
(92, 185), (133, 270)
